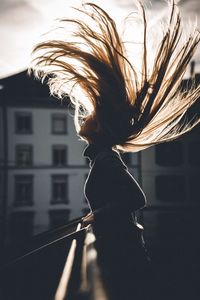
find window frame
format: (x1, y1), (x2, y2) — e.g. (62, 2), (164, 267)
(52, 145), (67, 167)
(15, 144), (33, 167)
(51, 174), (69, 204)
(14, 174), (34, 206)
(15, 112), (33, 134)
(51, 113), (67, 135)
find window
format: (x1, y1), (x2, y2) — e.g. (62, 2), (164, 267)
(188, 141), (200, 166)
(15, 112), (32, 134)
(15, 175), (33, 206)
(11, 212), (34, 242)
(51, 175), (68, 204)
(49, 209), (70, 229)
(52, 113), (67, 134)
(16, 145), (33, 167)
(155, 175), (185, 202)
(155, 142), (183, 166)
(52, 145), (67, 166)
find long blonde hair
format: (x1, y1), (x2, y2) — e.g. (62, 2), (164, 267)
(30, 0), (200, 152)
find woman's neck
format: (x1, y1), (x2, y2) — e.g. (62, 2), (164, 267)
(83, 143), (113, 162)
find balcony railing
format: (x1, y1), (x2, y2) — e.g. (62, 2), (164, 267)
(1, 217), (108, 300)
(1, 210), (200, 300)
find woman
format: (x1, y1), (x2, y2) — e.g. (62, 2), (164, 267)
(30, 1), (200, 298)
(80, 119), (151, 299)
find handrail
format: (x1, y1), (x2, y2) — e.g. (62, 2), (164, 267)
(3, 217), (109, 300)
(55, 223), (82, 300)
(80, 226), (108, 300)
(54, 224), (108, 300)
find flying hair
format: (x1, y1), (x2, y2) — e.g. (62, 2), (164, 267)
(30, 0), (200, 152)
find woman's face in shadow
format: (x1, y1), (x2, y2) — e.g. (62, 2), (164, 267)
(79, 115), (99, 143)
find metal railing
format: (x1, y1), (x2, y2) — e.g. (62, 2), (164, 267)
(55, 223), (108, 300)
(1, 217), (108, 300)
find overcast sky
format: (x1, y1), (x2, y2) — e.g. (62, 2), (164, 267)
(0, 0), (199, 79)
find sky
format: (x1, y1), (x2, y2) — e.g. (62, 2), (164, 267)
(0, 0), (199, 79)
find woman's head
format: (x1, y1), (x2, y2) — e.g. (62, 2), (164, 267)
(30, 1), (200, 152)
(78, 113), (119, 148)
(78, 115), (99, 144)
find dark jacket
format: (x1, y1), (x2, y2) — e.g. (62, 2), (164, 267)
(83, 144), (146, 231)
(83, 144), (151, 300)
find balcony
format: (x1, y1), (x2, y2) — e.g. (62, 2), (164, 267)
(1, 212), (200, 300)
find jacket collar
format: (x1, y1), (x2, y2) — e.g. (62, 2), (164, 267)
(83, 144), (113, 167)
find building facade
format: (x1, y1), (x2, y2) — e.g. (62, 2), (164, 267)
(2, 71), (199, 250)
(141, 74), (200, 247)
(0, 71), (140, 247)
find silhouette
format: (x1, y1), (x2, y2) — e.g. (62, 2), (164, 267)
(83, 143), (151, 299)
(30, 1), (200, 299)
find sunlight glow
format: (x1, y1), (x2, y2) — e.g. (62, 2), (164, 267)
(0, 0), (199, 79)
